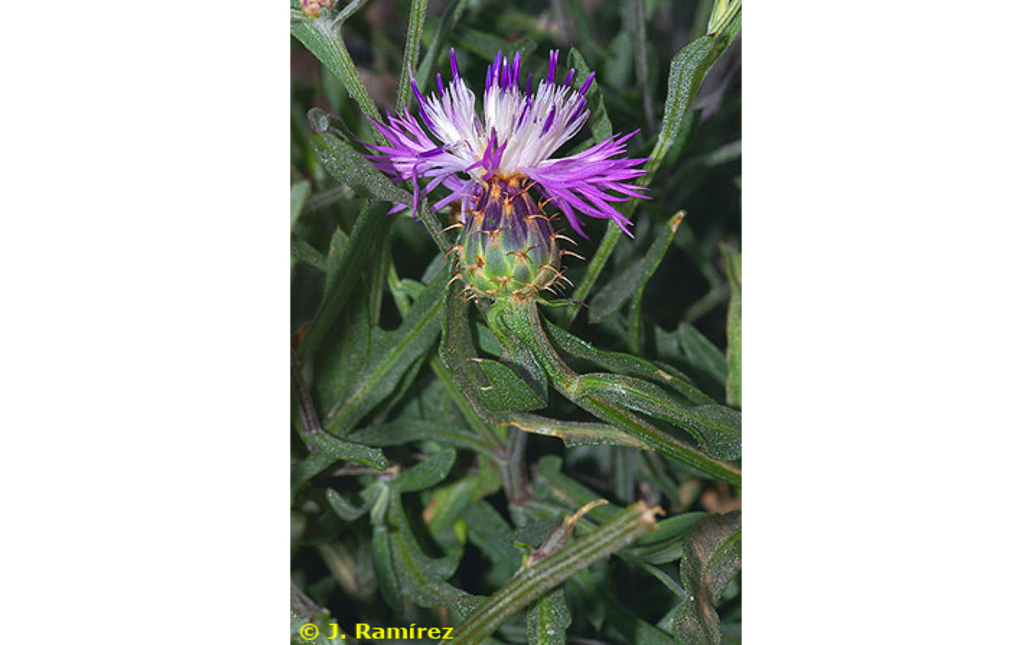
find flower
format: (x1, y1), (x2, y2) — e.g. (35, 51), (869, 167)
(300, 0), (333, 19)
(364, 50), (648, 238)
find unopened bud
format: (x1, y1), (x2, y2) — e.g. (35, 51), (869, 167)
(301, 0), (333, 19)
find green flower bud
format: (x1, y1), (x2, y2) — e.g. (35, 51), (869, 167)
(452, 175), (567, 302)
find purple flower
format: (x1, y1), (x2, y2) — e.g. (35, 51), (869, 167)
(364, 50), (648, 237)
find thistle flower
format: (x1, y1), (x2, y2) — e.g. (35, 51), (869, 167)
(365, 50), (648, 300)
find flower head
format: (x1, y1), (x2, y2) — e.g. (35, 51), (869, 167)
(365, 50), (648, 238)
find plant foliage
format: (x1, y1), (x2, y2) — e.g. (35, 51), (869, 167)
(291, 1), (741, 642)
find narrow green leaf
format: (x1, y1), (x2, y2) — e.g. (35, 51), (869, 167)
(507, 412), (649, 449)
(326, 488), (372, 521)
(464, 502), (521, 574)
(349, 419), (494, 458)
(385, 490), (470, 607)
(577, 392), (740, 485)
(578, 374), (741, 461)
(422, 469), (499, 554)
(414, 0), (472, 92)
(590, 210), (683, 325)
(437, 285), (508, 452)
(596, 589), (680, 645)
(447, 24), (522, 63)
(371, 525), (404, 611)
(588, 261), (647, 323)
(324, 265), (447, 435)
(396, 0), (429, 111)
(290, 16), (380, 124)
(528, 587), (571, 645)
(308, 112), (410, 205)
(310, 431), (389, 469)
(563, 24), (740, 328)
(291, 232), (328, 272)
(648, 36), (716, 175)
(486, 304), (550, 405)
(629, 211), (685, 352)
(545, 321), (716, 405)
(674, 511), (742, 645)
(390, 448), (456, 493)
(476, 359), (548, 411)
(291, 180), (311, 231)
(626, 512), (709, 564)
(448, 502), (660, 645)
(568, 48), (612, 143)
(492, 299), (741, 485)
(721, 244), (741, 408)
(297, 202), (391, 363)
(291, 450), (337, 502)
(533, 455), (620, 524)
(674, 322), (729, 398)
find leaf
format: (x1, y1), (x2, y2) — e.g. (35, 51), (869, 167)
(589, 262), (646, 323)
(396, 0), (429, 111)
(291, 232), (328, 272)
(323, 265), (448, 435)
(527, 587), (571, 645)
(296, 202), (391, 363)
(626, 512), (709, 564)
(464, 501), (521, 575)
(308, 112), (410, 205)
(545, 321), (716, 405)
(577, 374), (741, 460)
(291, 451), (337, 502)
(290, 180), (311, 230)
(597, 590), (680, 645)
(490, 299), (740, 484)
(382, 490), (470, 607)
(671, 322), (729, 400)
(414, 0), (472, 92)
(349, 419), (494, 458)
(326, 488), (372, 521)
(629, 211), (685, 352)
(648, 35), (716, 175)
(476, 358), (548, 411)
(590, 211), (684, 325)
(371, 525), (404, 611)
(506, 412), (649, 449)
(721, 244), (742, 407)
(290, 16), (380, 123)
(449, 23), (523, 63)
(485, 299), (550, 407)
(448, 502), (661, 645)
(533, 455), (620, 524)
(310, 431), (389, 469)
(576, 390), (740, 484)
(390, 448), (456, 494)
(568, 48), (612, 143)
(423, 467), (502, 556)
(674, 511), (742, 645)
